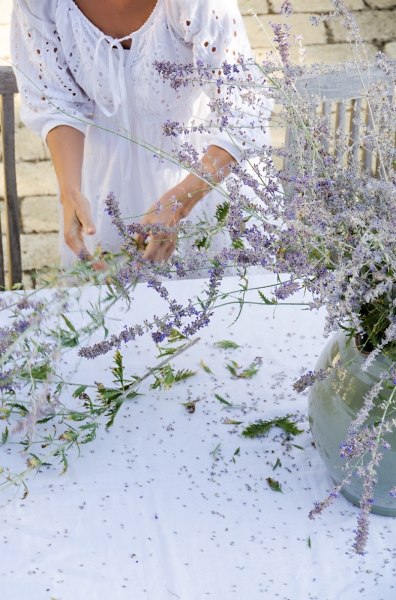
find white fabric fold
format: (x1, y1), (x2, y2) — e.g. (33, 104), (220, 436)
(93, 34), (133, 179)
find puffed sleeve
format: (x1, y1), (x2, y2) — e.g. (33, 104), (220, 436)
(166, 0), (273, 163)
(11, 0), (93, 141)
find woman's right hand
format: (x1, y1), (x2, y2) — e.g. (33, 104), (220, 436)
(47, 127), (106, 271)
(60, 191), (106, 271)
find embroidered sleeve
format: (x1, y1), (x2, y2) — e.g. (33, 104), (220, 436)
(167, 0), (273, 163)
(11, 0), (93, 140)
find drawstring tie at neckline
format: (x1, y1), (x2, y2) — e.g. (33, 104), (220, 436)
(93, 33), (133, 179)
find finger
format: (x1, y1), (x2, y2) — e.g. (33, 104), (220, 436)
(77, 246), (94, 263)
(77, 246), (107, 272)
(135, 233), (147, 249)
(64, 224), (93, 263)
(142, 240), (162, 263)
(142, 239), (174, 264)
(76, 202), (96, 235)
(63, 203), (105, 271)
(72, 240), (107, 272)
(163, 242), (177, 262)
(92, 260), (108, 272)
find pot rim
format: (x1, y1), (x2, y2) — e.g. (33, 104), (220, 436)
(354, 333), (371, 356)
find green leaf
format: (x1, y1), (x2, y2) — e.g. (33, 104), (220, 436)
(99, 387), (123, 401)
(0, 407), (10, 420)
(156, 346), (179, 358)
(242, 415), (304, 439)
(234, 447), (240, 456)
(200, 359), (214, 375)
(215, 340), (241, 350)
(273, 458), (282, 471)
(111, 350), (124, 388)
(225, 358), (262, 379)
(1, 426), (9, 446)
(68, 412), (87, 422)
(59, 429), (79, 443)
(266, 477), (283, 493)
(212, 442), (221, 461)
(73, 385), (89, 398)
(6, 402), (29, 415)
(242, 420), (273, 438)
(61, 314), (77, 333)
(238, 365), (260, 379)
(151, 365), (197, 390)
(308, 536), (312, 549)
(163, 366), (177, 389)
(292, 444), (305, 451)
(36, 416), (54, 425)
(25, 362), (52, 381)
(226, 362), (238, 377)
(214, 393), (232, 407)
(215, 201), (230, 223)
(80, 423), (98, 444)
(258, 290), (277, 305)
(229, 359), (241, 368)
(59, 448), (69, 475)
(105, 401), (124, 429)
(196, 295), (206, 311)
(167, 328), (187, 344)
(55, 315), (80, 347)
(195, 236), (210, 250)
(231, 238), (245, 250)
(26, 453), (51, 470)
(174, 369), (197, 384)
(59, 333), (79, 348)
(275, 417), (304, 437)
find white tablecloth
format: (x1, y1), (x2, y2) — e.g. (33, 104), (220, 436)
(1, 275), (395, 600)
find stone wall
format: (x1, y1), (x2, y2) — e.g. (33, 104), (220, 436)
(0, 0), (396, 286)
(240, 0), (396, 62)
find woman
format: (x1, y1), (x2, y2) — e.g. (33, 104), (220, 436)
(11, 0), (272, 272)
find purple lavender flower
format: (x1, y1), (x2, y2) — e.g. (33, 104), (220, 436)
(293, 369), (330, 393)
(274, 279), (300, 300)
(279, 1), (293, 17)
(270, 22), (291, 67)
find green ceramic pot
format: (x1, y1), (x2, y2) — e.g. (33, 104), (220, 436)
(308, 330), (396, 516)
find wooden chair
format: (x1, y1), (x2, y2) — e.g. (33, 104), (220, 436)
(284, 64), (394, 184)
(0, 65), (22, 289)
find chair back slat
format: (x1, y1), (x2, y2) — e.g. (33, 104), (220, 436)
(0, 67), (22, 289)
(363, 105), (374, 174)
(0, 67), (18, 95)
(335, 102), (346, 163)
(284, 126), (299, 177)
(349, 97), (362, 170)
(0, 211), (4, 290)
(321, 100), (331, 153)
(1, 94), (22, 287)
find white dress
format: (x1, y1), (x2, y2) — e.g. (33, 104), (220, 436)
(11, 0), (273, 270)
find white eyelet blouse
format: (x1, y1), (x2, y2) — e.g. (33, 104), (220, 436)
(11, 0), (273, 269)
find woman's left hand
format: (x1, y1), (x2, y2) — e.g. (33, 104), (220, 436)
(136, 188), (185, 263)
(137, 146), (236, 263)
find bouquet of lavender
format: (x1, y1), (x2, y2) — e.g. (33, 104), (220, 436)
(103, 0), (396, 554)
